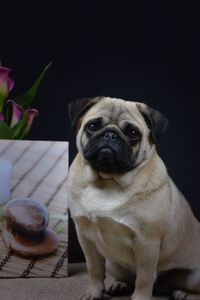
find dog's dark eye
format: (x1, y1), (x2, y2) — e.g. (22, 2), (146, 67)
(85, 119), (102, 133)
(123, 125), (140, 140)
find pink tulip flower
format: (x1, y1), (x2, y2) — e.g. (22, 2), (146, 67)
(0, 67), (14, 111)
(7, 100), (39, 138)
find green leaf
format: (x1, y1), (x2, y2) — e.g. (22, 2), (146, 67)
(0, 85), (8, 112)
(53, 221), (66, 234)
(0, 206), (5, 224)
(5, 104), (12, 125)
(15, 62), (52, 109)
(51, 213), (68, 233)
(0, 121), (13, 139)
(50, 213), (68, 221)
(11, 111), (29, 139)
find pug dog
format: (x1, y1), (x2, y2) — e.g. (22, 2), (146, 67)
(67, 96), (200, 300)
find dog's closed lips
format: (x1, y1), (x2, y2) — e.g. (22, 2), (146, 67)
(95, 147), (115, 165)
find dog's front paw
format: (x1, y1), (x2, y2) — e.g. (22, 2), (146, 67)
(106, 280), (133, 296)
(172, 289), (200, 300)
(80, 291), (104, 300)
(172, 290), (188, 300)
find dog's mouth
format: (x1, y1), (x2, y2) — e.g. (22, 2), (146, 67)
(83, 134), (136, 174)
(93, 147), (117, 172)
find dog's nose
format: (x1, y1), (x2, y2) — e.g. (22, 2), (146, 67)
(104, 131), (117, 142)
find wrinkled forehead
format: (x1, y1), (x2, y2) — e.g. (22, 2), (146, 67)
(84, 97), (144, 128)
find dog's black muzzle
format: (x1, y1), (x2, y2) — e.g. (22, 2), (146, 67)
(83, 130), (135, 173)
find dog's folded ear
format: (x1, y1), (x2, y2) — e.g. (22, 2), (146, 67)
(136, 103), (169, 143)
(68, 97), (102, 129)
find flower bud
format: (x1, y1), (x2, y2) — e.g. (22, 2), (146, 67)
(0, 67), (14, 111)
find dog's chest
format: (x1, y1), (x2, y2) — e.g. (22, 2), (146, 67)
(70, 179), (141, 267)
(75, 215), (136, 268)
(76, 179), (132, 214)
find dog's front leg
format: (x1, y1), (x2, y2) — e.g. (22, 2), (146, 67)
(78, 232), (105, 300)
(131, 238), (160, 300)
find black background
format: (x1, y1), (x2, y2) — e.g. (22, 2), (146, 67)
(1, 2), (200, 262)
